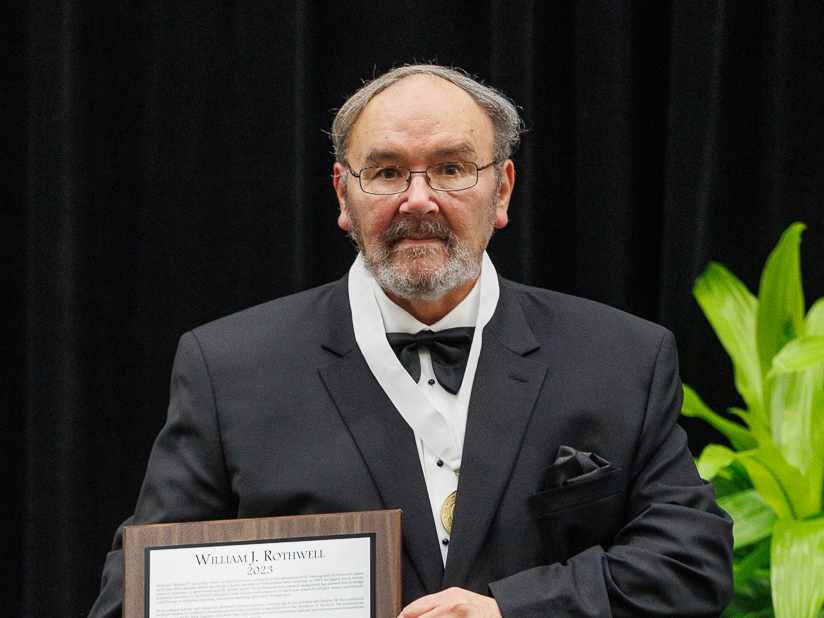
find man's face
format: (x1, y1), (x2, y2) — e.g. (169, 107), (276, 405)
(333, 74), (514, 301)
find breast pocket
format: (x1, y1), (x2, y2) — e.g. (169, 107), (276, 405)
(528, 468), (625, 561)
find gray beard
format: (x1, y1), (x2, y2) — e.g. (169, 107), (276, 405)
(350, 217), (486, 302)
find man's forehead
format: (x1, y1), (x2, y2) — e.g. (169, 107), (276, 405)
(364, 142), (478, 165)
(348, 74), (494, 161)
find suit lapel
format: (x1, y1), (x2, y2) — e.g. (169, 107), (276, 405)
(318, 277), (445, 594)
(442, 279), (548, 588)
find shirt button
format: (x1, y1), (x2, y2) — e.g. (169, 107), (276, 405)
(442, 538), (449, 546)
(428, 379), (436, 386)
(437, 460), (444, 467)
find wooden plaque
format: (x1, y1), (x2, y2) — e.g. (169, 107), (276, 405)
(123, 510), (401, 618)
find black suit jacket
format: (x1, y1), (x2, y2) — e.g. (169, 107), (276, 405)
(90, 275), (733, 618)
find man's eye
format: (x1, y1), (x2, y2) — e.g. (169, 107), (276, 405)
(376, 167), (403, 180)
(434, 163), (468, 177)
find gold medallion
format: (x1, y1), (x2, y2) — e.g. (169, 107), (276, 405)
(441, 491), (457, 534)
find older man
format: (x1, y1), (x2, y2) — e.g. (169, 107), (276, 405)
(90, 65), (733, 618)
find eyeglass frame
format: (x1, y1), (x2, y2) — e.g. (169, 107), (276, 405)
(345, 160), (500, 195)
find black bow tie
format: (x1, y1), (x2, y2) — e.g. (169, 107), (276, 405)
(386, 327), (475, 395)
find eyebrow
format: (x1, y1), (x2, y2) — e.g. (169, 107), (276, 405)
(363, 143), (479, 167)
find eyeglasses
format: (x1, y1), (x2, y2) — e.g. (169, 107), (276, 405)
(347, 161), (498, 195)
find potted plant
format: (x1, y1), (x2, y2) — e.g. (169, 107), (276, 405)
(682, 222), (824, 618)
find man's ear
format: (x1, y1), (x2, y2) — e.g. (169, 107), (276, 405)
(494, 159), (515, 229)
(333, 162), (350, 231)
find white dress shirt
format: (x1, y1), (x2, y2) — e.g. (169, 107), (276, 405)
(348, 252), (500, 563)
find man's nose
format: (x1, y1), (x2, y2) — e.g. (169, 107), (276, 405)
(399, 173), (438, 215)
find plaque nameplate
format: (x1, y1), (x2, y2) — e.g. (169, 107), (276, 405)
(123, 510), (401, 618)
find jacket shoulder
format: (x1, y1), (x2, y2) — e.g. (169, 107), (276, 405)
(184, 277), (350, 368)
(499, 278), (673, 355)
(195, 279), (341, 335)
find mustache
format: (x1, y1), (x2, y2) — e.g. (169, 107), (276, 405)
(379, 218), (452, 246)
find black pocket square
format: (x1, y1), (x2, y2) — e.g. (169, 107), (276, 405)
(542, 445), (614, 491)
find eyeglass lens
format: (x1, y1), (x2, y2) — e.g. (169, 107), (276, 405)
(359, 162), (479, 194)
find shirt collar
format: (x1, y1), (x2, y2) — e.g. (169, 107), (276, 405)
(370, 271), (481, 334)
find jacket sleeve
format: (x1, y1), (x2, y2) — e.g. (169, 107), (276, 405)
(88, 331), (236, 618)
(488, 330), (734, 618)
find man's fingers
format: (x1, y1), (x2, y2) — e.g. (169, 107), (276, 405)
(399, 590), (443, 618)
(398, 587), (502, 618)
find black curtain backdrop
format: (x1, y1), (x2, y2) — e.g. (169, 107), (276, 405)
(4, 1), (824, 616)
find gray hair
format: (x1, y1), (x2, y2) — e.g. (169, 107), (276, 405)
(331, 64), (523, 165)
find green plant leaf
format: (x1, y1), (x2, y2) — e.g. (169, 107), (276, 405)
(723, 544), (774, 618)
(730, 407), (774, 446)
(756, 222), (806, 371)
(697, 444), (738, 480)
(798, 299), (824, 515)
(805, 298), (824, 335)
(728, 406), (752, 423)
(718, 489), (777, 549)
(756, 223), (806, 440)
(723, 546), (774, 618)
(769, 336), (824, 377)
(690, 224), (824, 618)
(694, 262), (763, 416)
(771, 517), (824, 618)
(806, 363), (824, 516)
(682, 385), (758, 451)
(737, 446), (818, 520)
(712, 459), (757, 499)
(769, 363), (824, 514)
(733, 539), (772, 592)
(755, 229), (824, 516)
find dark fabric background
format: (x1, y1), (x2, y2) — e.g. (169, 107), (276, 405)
(4, 1), (824, 615)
